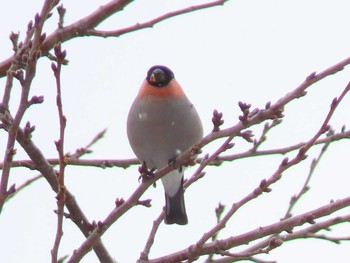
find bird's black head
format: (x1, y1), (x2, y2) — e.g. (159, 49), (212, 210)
(146, 65), (174, 87)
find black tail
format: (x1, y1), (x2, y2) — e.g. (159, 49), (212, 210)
(164, 179), (188, 225)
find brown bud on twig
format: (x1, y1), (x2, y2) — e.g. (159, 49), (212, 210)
(259, 179), (267, 188)
(268, 237), (283, 249)
(239, 130), (254, 143)
(24, 121), (35, 139)
(29, 95), (44, 105)
(326, 127), (335, 137)
(306, 72), (317, 82)
(137, 199), (152, 207)
(27, 20), (33, 31)
(51, 62), (57, 72)
(212, 109), (224, 132)
(331, 97), (338, 108)
(53, 42), (67, 62)
(215, 202), (225, 221)
(238, 101), (251, 112)
(297, 147), (308, 161)
(57, 4), (66, 29)
(54, 140), (62, 151)
(238, 101), (251, 124)
(225, 142), (235, 150)
(263, 187), (272, 193)
(322, 124), (331, 134)
(9, 31), (19, 51)
(280, 157), (289, 167)
(34, 13), (40, 26)
(341, 125), (346, 133)
(299, 90), (307, 98)
(6, 146), (17, 156)
(259, 179), (272, 192)
(115, 198), (125, 207)
(7, 184), (16, 196)
(97, 221), (105, 230)
(305, 214), (316, 224)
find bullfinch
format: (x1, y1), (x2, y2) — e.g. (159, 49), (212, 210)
(127, 65), (203, 225)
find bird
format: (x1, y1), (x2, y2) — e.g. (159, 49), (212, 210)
(127, 65), (203, 225)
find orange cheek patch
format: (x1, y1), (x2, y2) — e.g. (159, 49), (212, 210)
(137, 79), (185, 99)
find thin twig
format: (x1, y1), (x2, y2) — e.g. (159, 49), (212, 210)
(225, 214), (350, 262)
(51, 43), (67, 263)
(86, 0), (229, 37)
(6, 174), (42, 202)
(3, 129), (108, 202)
(138, 212), (165, 262)
(214, 129), (350, 163)
(69, 128), (107, 159)
(215, 236), (282, 260)
(186, 133), (236, 188)
(253, 119), (282, 152)
(281, 134), (332, 220)
(0, 0), (53, 211)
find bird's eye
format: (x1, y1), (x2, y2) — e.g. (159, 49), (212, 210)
(150, 69), (166, 85)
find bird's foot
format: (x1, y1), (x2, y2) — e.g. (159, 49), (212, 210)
(138, 161), (156, 182)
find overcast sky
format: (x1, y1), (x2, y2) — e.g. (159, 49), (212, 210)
(1, 1), (350, 262)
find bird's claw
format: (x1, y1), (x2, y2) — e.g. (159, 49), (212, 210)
(138, 161), (156, 182)
(168, 158), (183, 173)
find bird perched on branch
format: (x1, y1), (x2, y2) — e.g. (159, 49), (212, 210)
(127, 65), (203, 225)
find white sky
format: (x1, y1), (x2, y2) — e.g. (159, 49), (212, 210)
(1, 0), (350, 262)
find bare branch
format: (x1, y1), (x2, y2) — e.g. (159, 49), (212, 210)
(0, 0), (230, 77)
(51, 42), (68, 263)
(86, 0), (229, 38)
(138, 212), (165, 262)
(281, 133), (333, 220)
(6, 174), (42, 202)
(214, 129), (350, 163)
(0, 0), (56, 211)
(149, 197), (350, 262)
